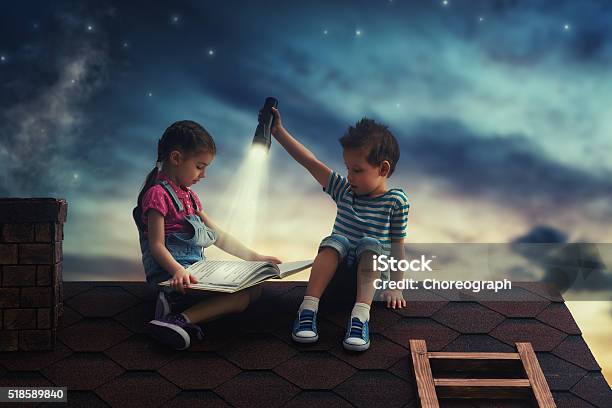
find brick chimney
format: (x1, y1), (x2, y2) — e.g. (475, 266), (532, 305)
(0, 198), (67, 351)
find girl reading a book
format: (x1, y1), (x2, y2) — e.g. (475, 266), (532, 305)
(133, 120), (280, 350)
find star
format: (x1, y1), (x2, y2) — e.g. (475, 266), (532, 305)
(0, 55), (5, 62)
(123, 41), (129, 48)
(563, 23), (571, 31)
(87, 24), (93, 31)
(208, 49), (214, 56)
(148, 92), (153, 97)
(396, 103), (401, 108)
(73, 173), (79, 180)
(355, 29), (362, 37)
(323, 29), (328, 35)
(171, 15), (180, 24)
(442, 0), (449, 6)
(71, 79), (76, 84)
(478, 16), (485, 22)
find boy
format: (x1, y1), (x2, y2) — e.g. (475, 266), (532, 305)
(270, 107), (409, 351)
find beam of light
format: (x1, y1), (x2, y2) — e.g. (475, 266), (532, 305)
(216, 143), (270, 251)
(249, 144), (268, 161)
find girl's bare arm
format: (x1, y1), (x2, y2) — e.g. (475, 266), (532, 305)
(147, 210), (184, 276)
(198, 210), (280, 263)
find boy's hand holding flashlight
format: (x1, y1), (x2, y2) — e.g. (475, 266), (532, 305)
(270, 107), (283, 135)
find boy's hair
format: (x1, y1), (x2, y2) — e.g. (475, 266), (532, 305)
(136, 120), (216, 211)
(339, 118), (400, 177)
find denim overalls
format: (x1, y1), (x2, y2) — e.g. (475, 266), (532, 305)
(134, 179), (217, 287)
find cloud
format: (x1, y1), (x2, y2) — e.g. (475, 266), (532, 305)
(3, 0), (612, 273)
(511, 225), (568, 244)
(63, 253), (143, 281)
(510, 225), (612, 296)
(397, 119), (612, 222)
(0, 6), (115, 196)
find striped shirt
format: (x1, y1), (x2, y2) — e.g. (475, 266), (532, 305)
(325, 171), (409, 261)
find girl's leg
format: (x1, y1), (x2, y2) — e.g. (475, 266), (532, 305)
(305, 247), (341, 298)
(182, 285), (262, 324)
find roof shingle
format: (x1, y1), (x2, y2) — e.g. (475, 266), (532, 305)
(273, 352), (357, 389)
(1, 281), (608, 408)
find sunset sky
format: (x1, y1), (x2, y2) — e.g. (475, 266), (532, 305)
(1, 0), (611, 381)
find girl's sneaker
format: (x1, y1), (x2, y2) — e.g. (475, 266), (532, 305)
(149, 313), (204, 350)
(342, 317), (370, 351)
(155, 291), (172, 320)
(291, 309), (319, 343)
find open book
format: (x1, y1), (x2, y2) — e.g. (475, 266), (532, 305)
(158, 260), (313, 293)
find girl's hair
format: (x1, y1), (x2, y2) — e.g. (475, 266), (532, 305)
(137, 120), (216, 210)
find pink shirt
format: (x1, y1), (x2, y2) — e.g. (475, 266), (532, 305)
(141, 173), (203, 235)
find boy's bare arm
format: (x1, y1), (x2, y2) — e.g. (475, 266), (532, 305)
(147, 210), (185, 276)
(271, 107), (332, 188)
(390, 239), (406, 282)
(383, 239), (407, 308)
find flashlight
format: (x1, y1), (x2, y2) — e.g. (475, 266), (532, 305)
(252, 97), (278, 152)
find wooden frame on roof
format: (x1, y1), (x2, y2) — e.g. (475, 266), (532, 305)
(410, 339), (556, 407)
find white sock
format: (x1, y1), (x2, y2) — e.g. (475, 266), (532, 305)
(299, 296), (320, 313)
(180, 312), (191, 323)
(351, 302), (371, 322)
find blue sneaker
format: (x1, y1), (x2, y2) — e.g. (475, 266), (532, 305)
(149, 313), (204, 350)
(291, 309), (319, 343)
(154, 291), (172, 320)
(342, 317), (370, 351)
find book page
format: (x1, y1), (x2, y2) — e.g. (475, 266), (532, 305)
(187, 260), (270, 287)
(277, 260), (313, 278)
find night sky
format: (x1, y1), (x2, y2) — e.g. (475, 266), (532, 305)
(1, 0), (612, 280)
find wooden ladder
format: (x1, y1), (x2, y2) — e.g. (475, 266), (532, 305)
(409, 339), (556, 407)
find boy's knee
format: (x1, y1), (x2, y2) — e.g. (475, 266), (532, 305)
(355, 238), (383, 277)
(355, 237), (383, 261)
(319, 234), (351, 262)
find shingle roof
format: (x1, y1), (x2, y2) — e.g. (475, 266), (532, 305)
(1, 281), (611, 407)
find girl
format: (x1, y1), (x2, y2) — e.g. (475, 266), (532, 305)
(134, 120), (280, 350)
